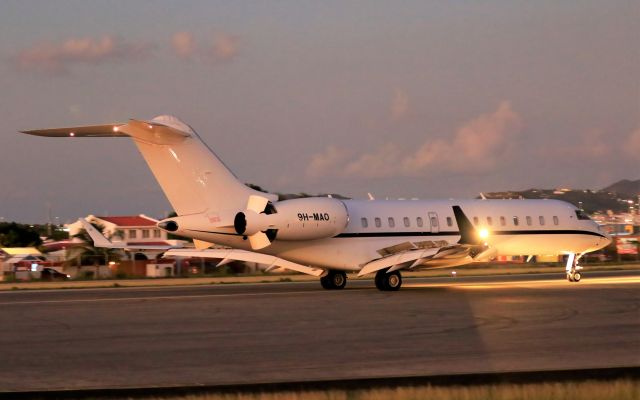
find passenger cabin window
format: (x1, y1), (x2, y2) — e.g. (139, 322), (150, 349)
(500, 216), (506, 226)
(446, 217), (453, 227)
(486, 217), (493, 226)
(374, 217), (381, 228)
(403, 217), (410, 227)
(430, 216), (438, 228)
(361, 218), (368, 228)
(539, 216), (545, 226)
(513, 216), (519, 226)
(473, 217), (479, 225)
(526, 216), (532, 226)
(416, 217), (423, 227)
(388, 217), (395, 228)
(553, 216), (559, 225)
(575, 210), (591, 220)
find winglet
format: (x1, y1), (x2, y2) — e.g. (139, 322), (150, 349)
(452, 206), (481, 245)
(79, 219), (120, 248)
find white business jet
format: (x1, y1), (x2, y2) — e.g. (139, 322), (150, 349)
(23, 115), (611, 291)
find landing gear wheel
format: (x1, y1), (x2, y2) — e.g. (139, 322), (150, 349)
(566, 271), (581, 282)
(320, 270), (347, 290)
(374, 270), (385, 290)
(375, 269), (402, 291)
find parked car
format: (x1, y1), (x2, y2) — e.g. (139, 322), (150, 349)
(41, 268), (71, 281)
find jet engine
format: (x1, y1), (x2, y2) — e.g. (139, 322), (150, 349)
(234, 196), (349, 249)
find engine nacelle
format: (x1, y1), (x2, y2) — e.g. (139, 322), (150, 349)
(234, 197), (349, 241)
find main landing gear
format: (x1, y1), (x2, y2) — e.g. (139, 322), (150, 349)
(320, 270), (347, 290)
(375, 269), (402, 291)
(565, 253), (582, 282)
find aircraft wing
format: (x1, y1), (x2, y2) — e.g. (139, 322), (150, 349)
(164, 248), (325, 277)
(357, 245), (474, 276)
(79, 219), (177, 250)
(358, 205), (493, 277)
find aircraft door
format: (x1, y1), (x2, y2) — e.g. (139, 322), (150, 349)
(428, 212), (439, 233)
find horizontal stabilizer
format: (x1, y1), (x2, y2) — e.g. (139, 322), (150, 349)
(22, 115), (193, 145)
(22, 124), (127, 138)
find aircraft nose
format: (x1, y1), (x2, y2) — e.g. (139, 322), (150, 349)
(596, 228), (613, 250)
(603, 231), (613, 246)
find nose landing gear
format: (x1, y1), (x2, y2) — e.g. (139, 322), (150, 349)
(565, 253), (583, 282)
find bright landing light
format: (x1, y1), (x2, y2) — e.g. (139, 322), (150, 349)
(479, 228), (489, 239)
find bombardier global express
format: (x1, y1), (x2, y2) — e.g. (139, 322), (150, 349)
(23, 115), (611, 291)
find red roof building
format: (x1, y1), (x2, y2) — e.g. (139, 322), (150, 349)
(97, 215), (159, 227)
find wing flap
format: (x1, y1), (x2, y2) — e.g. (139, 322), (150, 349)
(358, 248), (439, 277)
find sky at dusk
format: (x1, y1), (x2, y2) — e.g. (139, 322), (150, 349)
(0, 1), (638, 223)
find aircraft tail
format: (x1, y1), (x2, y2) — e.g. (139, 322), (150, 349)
(23, 115), (275, 215)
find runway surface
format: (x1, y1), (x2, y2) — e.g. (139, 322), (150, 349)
(0, 270), (638, 391)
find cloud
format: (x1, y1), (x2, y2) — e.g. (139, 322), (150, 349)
(344, 143), (404, 178)
(539, 128), (612, 161)
(391, 89), (409, 120)
(170, 31), (239, 63)
(12, 35), (152, 74)
(576, 129), (611, 158)
(306, 145), (351, 178)
(171, 32), (196, 59)
(401, 101), (522, 173)
(306, 101), (523, 178)
(624, 127), (640, 158)
(211, 33), (238, 61)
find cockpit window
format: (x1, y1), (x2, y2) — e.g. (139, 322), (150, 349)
(575, 210), (591, 220)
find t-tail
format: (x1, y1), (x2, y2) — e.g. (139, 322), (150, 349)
(22, 115), (276, 218)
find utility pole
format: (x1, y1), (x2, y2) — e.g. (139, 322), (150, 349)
(47, 203), (53, 237)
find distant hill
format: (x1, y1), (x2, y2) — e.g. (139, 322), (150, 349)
(602, 179), (640, 198)
(483, 179), (639, 214)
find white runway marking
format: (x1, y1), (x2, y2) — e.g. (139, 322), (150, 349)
(404, 275), (640, 289)
(0, 289), (372, 306)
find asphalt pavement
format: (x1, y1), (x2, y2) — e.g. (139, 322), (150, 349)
(0, 270), (638, 392)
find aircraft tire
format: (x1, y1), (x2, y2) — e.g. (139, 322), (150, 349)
(375, 270), (386, 290)
(573, 272), (581, 282)
(320, 275), (332, 289)
(375, 269), (402, 291)
(320, 270), (347, 290)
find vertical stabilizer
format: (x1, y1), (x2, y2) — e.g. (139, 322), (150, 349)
(22, 115), (277, 215)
